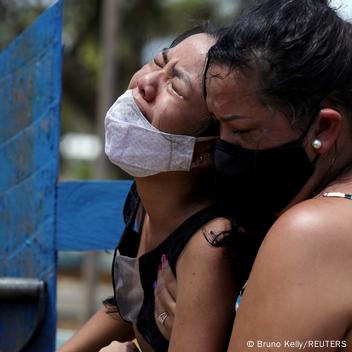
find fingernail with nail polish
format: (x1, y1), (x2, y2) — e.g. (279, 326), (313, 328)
(161, 254), (166, 264)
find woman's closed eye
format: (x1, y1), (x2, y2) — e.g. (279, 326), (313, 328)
(153, 51), (189, 99)
(168, 80), (184, 99)
(153, 49), (168, 68)
(153, 57), (164, 68)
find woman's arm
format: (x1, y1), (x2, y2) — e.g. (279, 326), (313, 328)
(228, 199), (352, 351)
(167, 218), (238, 352)
(59, 306), (135, 352)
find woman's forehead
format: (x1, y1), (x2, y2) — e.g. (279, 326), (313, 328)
(206, 67), (258, 101)
(169, 33), (215, 63)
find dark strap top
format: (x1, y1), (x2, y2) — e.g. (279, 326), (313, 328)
(137, 203), (232, 352)
(323, 192), (352, 200)
(112, 182), (237, 352)
(116, 181), (141, 257)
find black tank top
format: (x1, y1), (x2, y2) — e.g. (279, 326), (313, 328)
(112, 183), (237, 351)
(112, 182), (270, 351)
(116, 182), (142, 257)
(137, 203), (235, 351)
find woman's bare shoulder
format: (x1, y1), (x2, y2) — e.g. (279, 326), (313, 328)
(262, 196), (352, 264)
(228, 196), (352, 351)
(176, 216), (233, 272)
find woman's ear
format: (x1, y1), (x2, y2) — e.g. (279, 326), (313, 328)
(309, 108), (342, 155)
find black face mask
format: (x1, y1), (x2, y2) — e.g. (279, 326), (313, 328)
(214, 135), (317, 215)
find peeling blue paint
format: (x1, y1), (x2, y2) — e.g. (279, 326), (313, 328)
(0, 1), (132, 350)
(0, 1), (63, 351)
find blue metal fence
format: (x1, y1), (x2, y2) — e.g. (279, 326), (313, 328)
(0, 2), (130, 350)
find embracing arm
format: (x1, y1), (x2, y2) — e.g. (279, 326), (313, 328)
(228, 200), (352, 351)
(167, 218), (238, 352)
(154, 256), (177, 340)
(59, 306), (135, 352)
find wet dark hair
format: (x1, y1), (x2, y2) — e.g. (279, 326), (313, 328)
(206, 0), (352, 130)
(170, 21), (219, 48)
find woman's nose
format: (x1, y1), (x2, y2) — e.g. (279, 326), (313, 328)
(137, 70), (164, 102)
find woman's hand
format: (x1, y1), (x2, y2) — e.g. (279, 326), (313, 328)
(99, 341), (139, 352)
(154, 255), (177, 340)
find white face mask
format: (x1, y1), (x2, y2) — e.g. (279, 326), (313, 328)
(105, 90), (214, 177)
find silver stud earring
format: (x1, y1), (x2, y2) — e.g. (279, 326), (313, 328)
(312, 139), (322, 150)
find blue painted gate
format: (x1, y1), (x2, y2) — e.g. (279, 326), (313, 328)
(0, 1), (131, 350)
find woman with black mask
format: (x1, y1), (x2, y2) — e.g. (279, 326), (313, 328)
(155, 1), (352, 350)
(207, 0), (352, 350)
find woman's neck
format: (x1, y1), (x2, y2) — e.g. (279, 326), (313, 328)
(282, 152), (352, 213)
(135, 170), (215, 241)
